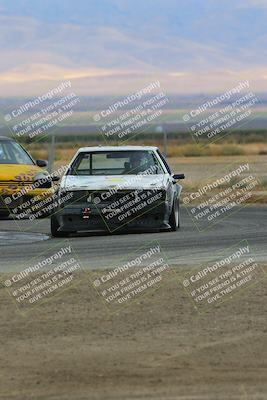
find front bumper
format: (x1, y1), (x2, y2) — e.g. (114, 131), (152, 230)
(0, 188), (54, 214)
(55, 200), (171, 232)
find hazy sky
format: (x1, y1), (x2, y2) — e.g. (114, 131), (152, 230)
(0, 0), (266, 96)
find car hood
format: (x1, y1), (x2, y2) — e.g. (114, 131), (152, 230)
(61, 174), (169, 191)
(0, 164), (44, 182)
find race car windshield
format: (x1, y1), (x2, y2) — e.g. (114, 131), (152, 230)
(69, 151), (164, 176)
(0, 140), (34, 165)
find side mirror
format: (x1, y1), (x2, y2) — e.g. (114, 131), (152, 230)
(36, 159), (48, 168)
(52, 175), (60, 182)
(172, 173), (185, 180)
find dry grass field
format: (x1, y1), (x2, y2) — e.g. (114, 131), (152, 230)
(25, 139), (267, 203)
(26, 140), (267, 162)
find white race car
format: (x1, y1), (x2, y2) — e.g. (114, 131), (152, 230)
(51, 146), (185, 237)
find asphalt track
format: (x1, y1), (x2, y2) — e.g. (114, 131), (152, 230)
(1, 205), (266, 271)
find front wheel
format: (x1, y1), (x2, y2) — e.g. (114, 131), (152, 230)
(169, 199), (180, 231)
(0, 210), (10, 219)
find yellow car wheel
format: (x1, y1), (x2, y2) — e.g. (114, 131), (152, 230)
(0, 210), (10, 219)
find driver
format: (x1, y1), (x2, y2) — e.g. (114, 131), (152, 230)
(125, 152), (149, 174)
(123, 151), (153, 174)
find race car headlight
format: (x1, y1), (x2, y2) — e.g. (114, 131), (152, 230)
(33, 172), (52, 189)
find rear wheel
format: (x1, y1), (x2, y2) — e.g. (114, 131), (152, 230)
(51, 215), (69, 237)
(169, 199), (180, 231)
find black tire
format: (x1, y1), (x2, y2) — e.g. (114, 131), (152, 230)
(50, 215), (69, 237)
(0, 211), (10, 219)
(169, 199), (180, 231)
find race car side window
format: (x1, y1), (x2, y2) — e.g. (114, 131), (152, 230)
(0, 142), (9, 162)
(156, 150), (172, 174)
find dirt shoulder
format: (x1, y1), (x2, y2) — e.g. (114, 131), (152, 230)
(0, 267), (266, 400)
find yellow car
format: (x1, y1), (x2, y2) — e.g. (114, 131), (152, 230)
(0, 136), (58, 219)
